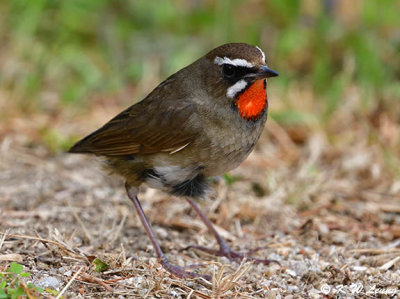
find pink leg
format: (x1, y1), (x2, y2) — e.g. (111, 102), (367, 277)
(125, 184), (210, 280)
(184, 198), (279, 266)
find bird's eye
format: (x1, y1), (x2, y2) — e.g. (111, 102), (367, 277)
(222, 64), (236, 79)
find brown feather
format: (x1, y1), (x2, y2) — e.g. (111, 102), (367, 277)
(69, 75), (199, 156)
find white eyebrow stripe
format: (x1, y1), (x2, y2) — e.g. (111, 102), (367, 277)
(226, 79), (247, 98)
(256, 46), (266, 63)
(214, 56), (254, 68)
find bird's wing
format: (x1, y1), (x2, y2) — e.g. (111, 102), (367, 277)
(69, 96), (199, 156)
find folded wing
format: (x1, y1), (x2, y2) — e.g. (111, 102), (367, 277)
(69, 97), (198, 156)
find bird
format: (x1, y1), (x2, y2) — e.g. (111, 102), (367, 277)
(69, 43), (279, 279)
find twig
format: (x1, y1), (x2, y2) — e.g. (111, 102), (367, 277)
(0, 232), (63, 247)
(77, 272), (114, 292)
(103, 274), (136, 283)
(68, 203), (93, 244)
(0, 229), (9, 251)
(348, 248), (400, 255)
(379, 256), (400, 271)
(57, 266), (84, 299)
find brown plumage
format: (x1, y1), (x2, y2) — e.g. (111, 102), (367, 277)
(69, 43), (279, 279)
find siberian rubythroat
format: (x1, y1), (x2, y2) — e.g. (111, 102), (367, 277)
(69, 43), (279, 279)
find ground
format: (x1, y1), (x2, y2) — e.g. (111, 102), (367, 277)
(0, 96), (399, 298)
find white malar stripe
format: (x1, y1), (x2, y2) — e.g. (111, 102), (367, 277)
(256, 46), (266, 63)
(227, 79), (247, 98)
(214, 56), (254, 68)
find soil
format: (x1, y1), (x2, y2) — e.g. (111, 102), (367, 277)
(0, 104), (399, 298)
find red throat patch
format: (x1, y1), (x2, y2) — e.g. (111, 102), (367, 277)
(236, 79), (267, 120)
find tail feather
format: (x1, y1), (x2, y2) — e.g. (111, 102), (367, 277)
(68, 136), (94, 154)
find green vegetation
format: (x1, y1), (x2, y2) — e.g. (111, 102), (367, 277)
(0, 262), (43, 299)
(0, 0), (399, 160)
(223, 173), (242, 185)
(1, 1), (398, 113)
(93, 258), (109, 273)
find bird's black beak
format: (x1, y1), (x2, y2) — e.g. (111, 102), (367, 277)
(258, 65), (279, 78)
(245, 65), (279, 80)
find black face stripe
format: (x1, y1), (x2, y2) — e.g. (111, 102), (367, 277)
(221, 64), (257, 84)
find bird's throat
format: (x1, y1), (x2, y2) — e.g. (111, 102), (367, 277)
(236, 79), (267, 121)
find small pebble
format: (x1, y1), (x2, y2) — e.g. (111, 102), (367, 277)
(287, 285), (299, 292)
(353, 266), (367, 271)
(35, 276), (62, 290)
(285, 269), (297, 277)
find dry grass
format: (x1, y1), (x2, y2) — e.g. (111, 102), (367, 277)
(0, 87), (399, 298)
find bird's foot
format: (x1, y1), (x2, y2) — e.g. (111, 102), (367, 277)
(159, 257), (211, 281)
(183, 244), (280, 266)
(183, 198), (280, 266)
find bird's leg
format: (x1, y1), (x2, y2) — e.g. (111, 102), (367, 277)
(125, 184), (211, 280)
(184, 198), (278, 265)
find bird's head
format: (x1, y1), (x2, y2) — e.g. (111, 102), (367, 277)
(200, 43), (278, 121)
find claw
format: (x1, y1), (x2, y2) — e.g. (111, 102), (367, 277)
(126, 186), (278, 282)
(185, 198), (280, 267)
(160, 257), (211, 280)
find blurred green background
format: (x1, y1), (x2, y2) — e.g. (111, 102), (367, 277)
(0, 0), (399, 141)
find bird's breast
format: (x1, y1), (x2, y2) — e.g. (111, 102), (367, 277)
(192, 104), (268, 177)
